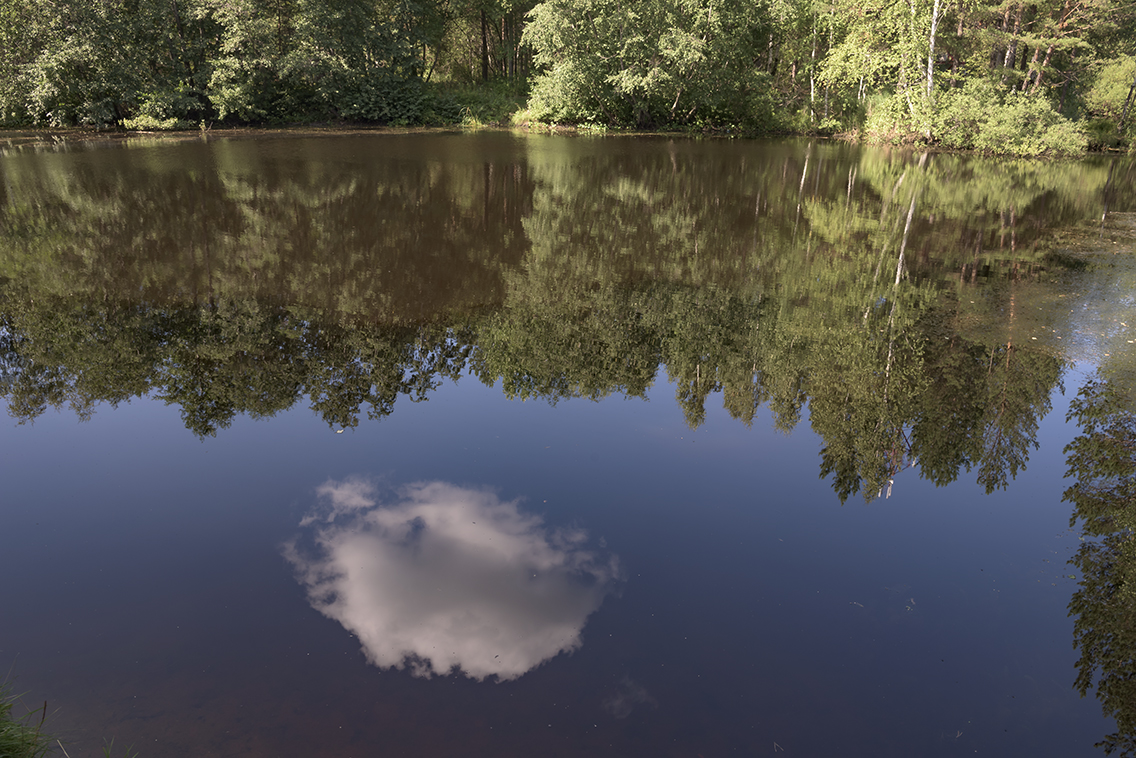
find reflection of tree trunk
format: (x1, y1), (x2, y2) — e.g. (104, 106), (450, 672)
(884, 189), (919, 393)
(1100, 160), (1118, 233)
(865, 172), (909, 321)
(482, 162), (491, 230)
(793, 154), (810, 237)
(895, 190), (917, 288)
(999, 287), (1016, 427)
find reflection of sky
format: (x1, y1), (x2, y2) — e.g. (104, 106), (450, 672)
(285, 479), (620, 681)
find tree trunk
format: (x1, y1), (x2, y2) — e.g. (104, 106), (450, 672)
(1031, 0), (1073, 94)
(1021, 46), (1039, 90)
(480, 9), (489, 82)
(1001, 4), (1022, 83)
(991, 6), (1012, 68)
(809, 16), (817, 123)
(1031, 42), (1055, 92)
(925, 0), (942, 101)
(1118, 68), (1136, 131)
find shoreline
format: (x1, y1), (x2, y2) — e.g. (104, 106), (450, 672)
(1, 124), (1129, 159)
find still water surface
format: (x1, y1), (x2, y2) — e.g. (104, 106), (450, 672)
(2, 132), (1135, 757)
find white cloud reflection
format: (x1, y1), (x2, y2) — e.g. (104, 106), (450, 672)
(285, 478), (620, 681)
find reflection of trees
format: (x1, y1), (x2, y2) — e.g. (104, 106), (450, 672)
(0, 137), (1109, 496)
(0, 274), (1064, 501)
(0, 294), (471, 436)
(0, 135), (533, 320)
(1065, 378), (1136, 757)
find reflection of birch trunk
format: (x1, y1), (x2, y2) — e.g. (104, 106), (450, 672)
(876, 189), (920, 498)
(1099, 160), (1118, 235)
(880, 170), (906, 223)
(884, 189), (919, 397)
(794, 153), (810, 238)
(865, 172), (909, 323)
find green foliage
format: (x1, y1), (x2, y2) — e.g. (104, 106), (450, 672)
(935, 79), (1088, 156)
(0, 135), (1115, 496)
(10, 0), (217, 126)
(0, 683), (49, 758)
(121, 115), (193, 131)
(523, 0), (776, 130)
(204, 0), (431, 123)
(1084, 56), (1136, 147)
(1086, 56), (1136, 123)
(0, 0), (455, 126)
(434, 80), (527, 126)
(1064, 377), (1136, 756)
(863, 92), (917, 144)
(974, 92), (1089, 157)
(0, 0), (1129, 137)
(934, 79), (997, 149)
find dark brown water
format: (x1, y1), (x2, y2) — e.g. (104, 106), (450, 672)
(2, 131), (1135, 757)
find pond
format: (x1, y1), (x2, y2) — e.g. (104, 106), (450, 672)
(2, 131), (1135, 757)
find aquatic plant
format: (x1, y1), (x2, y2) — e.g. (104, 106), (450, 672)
(0, 683), (50, 758)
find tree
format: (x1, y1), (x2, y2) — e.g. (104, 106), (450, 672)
(523, 0), (775, 128)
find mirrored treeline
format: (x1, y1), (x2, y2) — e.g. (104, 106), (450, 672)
(3, 135), (1130, 501)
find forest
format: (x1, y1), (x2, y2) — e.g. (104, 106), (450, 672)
(0, 0), (1135, 153)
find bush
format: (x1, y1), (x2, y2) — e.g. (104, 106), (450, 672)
(121, 114), (190, 130)
(935, 79), (1087, 156)
(1085, 56), (1136, 123)
(974, 93), (1087, 156)
(862, 92), (917, 144)
(338, 76), (429, 126)
(523, 0), (777, 132)
(935, 79), (996, 149)
(122, 87), (204, 129)
(1084, 119), (1126, 150)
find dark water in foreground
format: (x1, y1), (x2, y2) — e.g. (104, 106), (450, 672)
(2, 131), (1136, 757)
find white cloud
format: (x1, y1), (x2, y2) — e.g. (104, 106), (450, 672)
(285, 480), (620, 681)
(299, 476), (378, 526)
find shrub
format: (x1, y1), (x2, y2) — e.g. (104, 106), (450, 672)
(935, 79), (998, 149)
(863, 92), (917, 144)
(935, 79), (1087, 156)
(1085, 56), (1136, 123)
(974, 93), (1087, 156)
